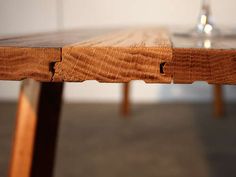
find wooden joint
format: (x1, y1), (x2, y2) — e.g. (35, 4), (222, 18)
(49, 60), (62, 82)
(160, 62), (166, 75)
(49, 61), (57, 79)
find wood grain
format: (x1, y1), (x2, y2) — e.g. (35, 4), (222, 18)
(9, 79), (63, 177)
(164, 48), (236, 84)
(0, 28), (236, 84)
(0, 47), (60, 81)
(0, 29), (111, 81)
(53, 28), (173, 83)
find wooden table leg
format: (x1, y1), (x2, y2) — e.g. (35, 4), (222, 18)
(8, 79), (64, 177)
(213, 84), (224, 118)
(121, 83), (130, 117)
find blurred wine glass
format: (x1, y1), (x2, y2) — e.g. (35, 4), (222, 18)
(175, 0), (222, 40)
(192, 0), (220, 37)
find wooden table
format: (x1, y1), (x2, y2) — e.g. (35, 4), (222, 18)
(0, 28), (235, 177)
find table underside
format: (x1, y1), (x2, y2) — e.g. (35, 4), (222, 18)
(0, 27), (236, 84)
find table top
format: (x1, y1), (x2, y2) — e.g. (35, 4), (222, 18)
(0, 27), (236, 84)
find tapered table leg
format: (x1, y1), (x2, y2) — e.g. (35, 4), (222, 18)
(213, 84), (224, 118)
(8, 79), (63, 177)
(121, 83), (130, 117)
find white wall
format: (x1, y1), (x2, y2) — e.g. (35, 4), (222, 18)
(0, 0), (236, 103)
(61, 0), (236, 29)
(0, 0), (58, 35)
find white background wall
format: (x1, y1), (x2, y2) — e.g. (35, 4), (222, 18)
(0, 0), (236, 103)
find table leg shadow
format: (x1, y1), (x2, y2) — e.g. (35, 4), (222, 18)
(8, 80), (63, 177)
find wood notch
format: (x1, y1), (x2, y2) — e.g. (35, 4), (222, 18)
(49, 62), (56, 75)
(160, 62), (166, 75)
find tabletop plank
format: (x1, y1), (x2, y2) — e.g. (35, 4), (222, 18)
(0, 29), (111, 48)
(0, 28), (236, 84)
(53, 28), (173, 83)
(165, 48), (236, 84)
(0, 47), (60, 81)
(0, 29), (111, 81)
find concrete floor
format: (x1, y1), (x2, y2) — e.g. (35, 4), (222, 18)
(1, 102), (236, 177)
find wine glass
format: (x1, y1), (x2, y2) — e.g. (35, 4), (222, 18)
(193, 0), (220, 37)
(174, 0), (221, 39)
(173, 0), (230, 48)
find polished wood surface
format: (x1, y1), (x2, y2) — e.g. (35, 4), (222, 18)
(0, 28), (236, 84)
(0, 29), (110, 48)
(9, 80), (63, 177)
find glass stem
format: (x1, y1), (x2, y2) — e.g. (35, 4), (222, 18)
(199, 0), (212, 25)
(202, 0), (210, 9)
(196, 0), (216, 35)
(201, 0), (212, 22)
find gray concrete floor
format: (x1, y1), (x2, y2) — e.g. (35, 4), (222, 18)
(1, 102), (236, 177)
